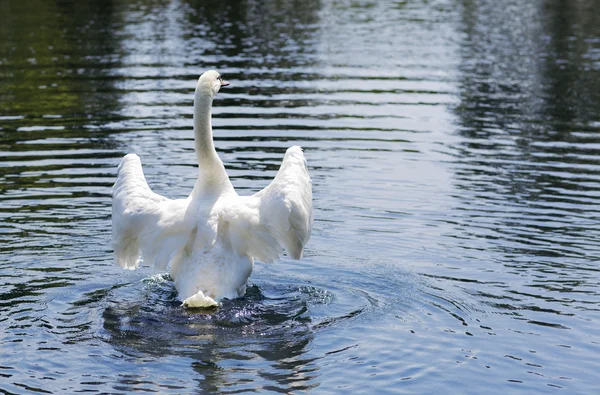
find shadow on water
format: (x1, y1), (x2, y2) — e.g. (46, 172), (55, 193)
(99, 274), (353, 393)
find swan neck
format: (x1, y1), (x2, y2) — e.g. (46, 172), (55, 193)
(194, 92), (218, 165)
(192, 89), (234, 196)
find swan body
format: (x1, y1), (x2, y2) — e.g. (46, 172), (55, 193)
(112, 70), (313, 307)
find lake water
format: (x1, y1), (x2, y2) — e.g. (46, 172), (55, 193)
(1, 0), (600, 393)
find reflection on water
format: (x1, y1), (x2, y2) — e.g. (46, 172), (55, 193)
(452, 0), (600, 312)
(1, 0), (600, 393)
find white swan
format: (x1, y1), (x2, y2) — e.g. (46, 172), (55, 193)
(112, 70), (313, 307)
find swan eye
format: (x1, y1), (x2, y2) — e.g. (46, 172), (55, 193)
(217, 76), (222, 81)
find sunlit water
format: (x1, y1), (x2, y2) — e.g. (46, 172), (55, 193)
(1, 0), (600, 393)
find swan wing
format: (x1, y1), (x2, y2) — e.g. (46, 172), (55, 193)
(222, 146), (312, 263)
(112, 154), (193, 270)
(255, 146), (313, 260)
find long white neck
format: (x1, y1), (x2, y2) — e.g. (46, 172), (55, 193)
(192, 89), (234, 197)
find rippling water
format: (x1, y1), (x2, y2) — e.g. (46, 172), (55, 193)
(2, 0), (600, 393)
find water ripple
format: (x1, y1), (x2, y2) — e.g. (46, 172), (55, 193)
(2, 0), (600, 393)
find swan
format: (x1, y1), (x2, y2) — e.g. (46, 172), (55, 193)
(111, 70), (313, 307)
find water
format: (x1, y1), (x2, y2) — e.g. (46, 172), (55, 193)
(1, 0), (600, 393)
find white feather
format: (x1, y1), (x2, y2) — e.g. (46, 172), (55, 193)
(112, 154), (193, 271)
(111, 70), (313, 307)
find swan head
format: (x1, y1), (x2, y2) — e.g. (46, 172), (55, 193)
(196, 70), (229, 97)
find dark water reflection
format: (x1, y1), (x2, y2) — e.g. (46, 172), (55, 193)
(1, 0), (600, 393)
(452, 0), (600, 287)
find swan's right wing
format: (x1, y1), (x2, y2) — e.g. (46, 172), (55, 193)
(217, 147), (312, 265)
(112, 154), (193, 270)
(252, 146), (313, 261)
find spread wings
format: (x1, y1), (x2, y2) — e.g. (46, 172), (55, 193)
(111, 146), (313, 270)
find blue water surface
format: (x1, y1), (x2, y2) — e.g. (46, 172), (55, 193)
(1, 0), (600, 393)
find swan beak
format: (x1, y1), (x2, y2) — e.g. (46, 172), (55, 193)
(220, 79), (230, 87)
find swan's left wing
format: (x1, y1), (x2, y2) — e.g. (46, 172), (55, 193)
(222, 146), (313, 263)
(112, 154), (193, 270)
